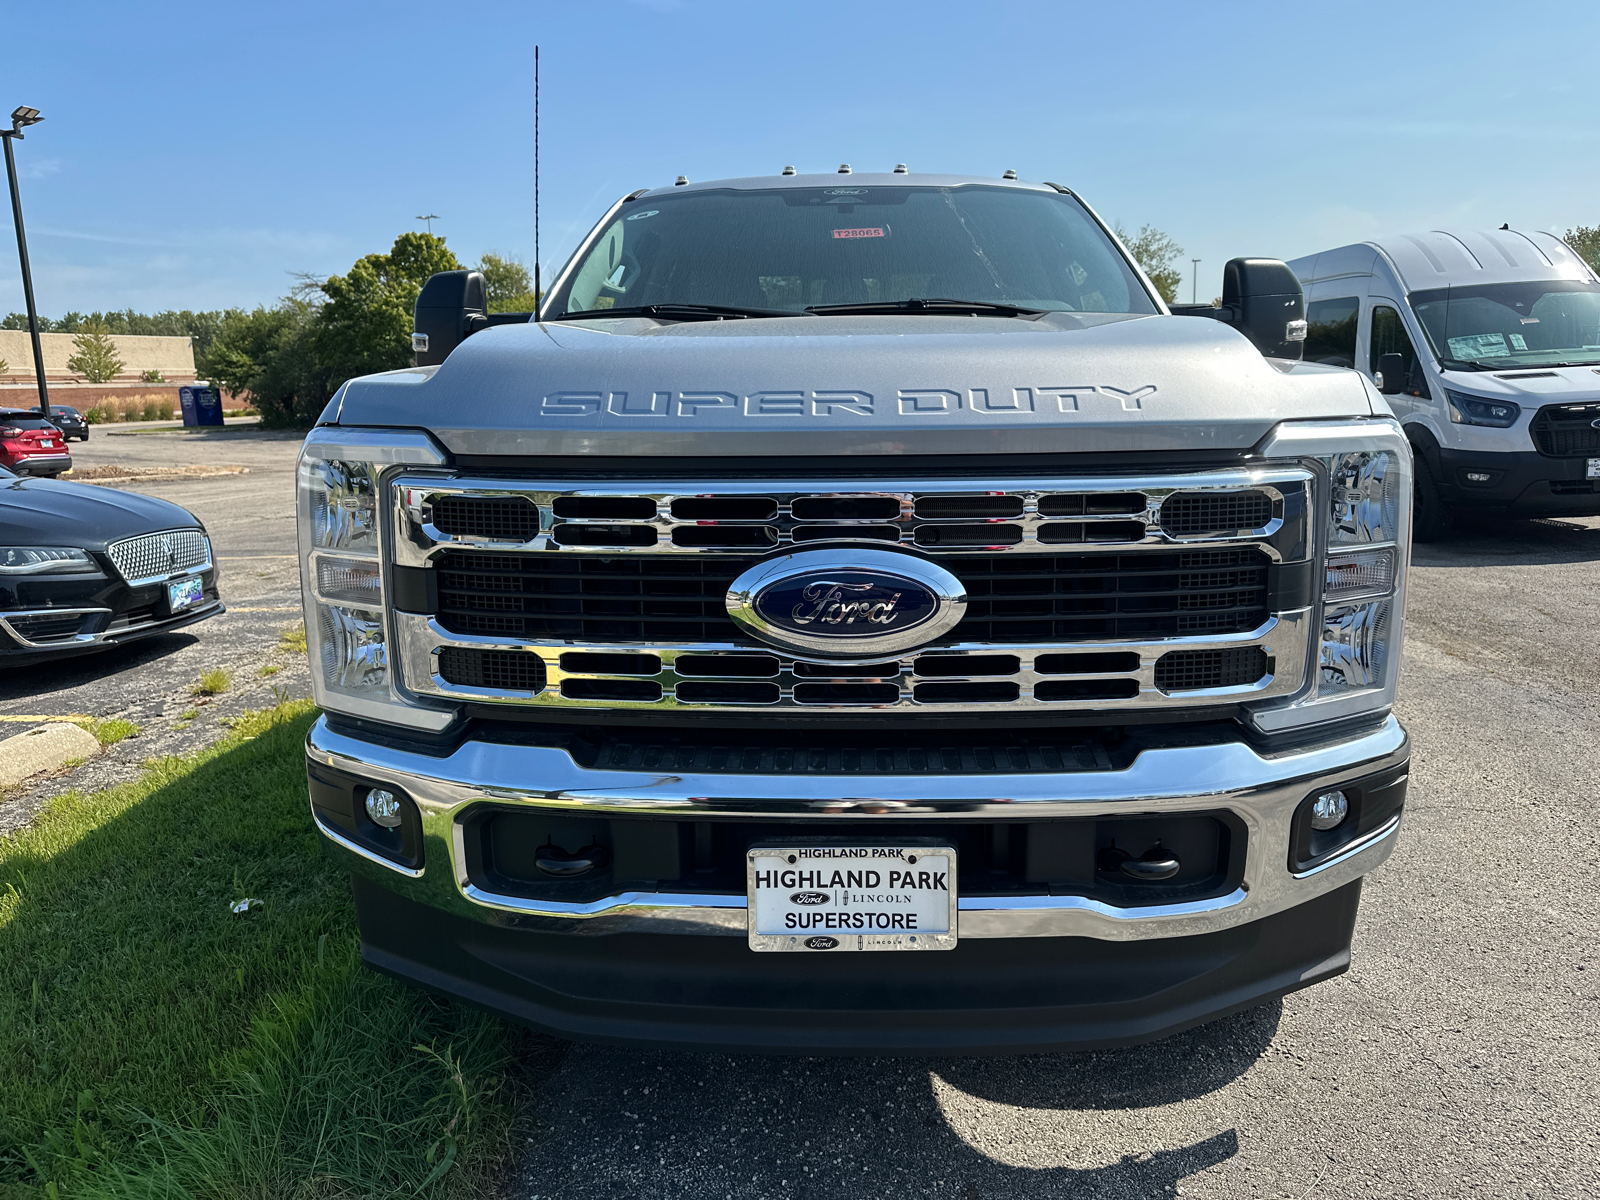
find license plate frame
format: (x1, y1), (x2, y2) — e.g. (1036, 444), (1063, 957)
(1587, 458), (1600, 479)
(168, 576), (204, 611)
(746, 844), (958, 952)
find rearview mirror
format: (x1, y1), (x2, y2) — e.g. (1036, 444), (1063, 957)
(413, 270), (488, 367)
(1375, 353), (1407, 395)
(1169, 258), (1307, 360)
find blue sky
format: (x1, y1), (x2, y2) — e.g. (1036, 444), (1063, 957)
(4, 0), (1597, 316)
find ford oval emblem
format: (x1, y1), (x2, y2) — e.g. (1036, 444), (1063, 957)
(726, 548), (967, 656)
(790, 891), (830, 906)
(805, 936), (840, 950)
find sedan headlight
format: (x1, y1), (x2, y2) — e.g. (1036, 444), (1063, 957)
(297, 427), (455, 731)
(0, 547), (97, 574)
(1445, 390), (1519, 428)
(1249, 419), (1412, 733)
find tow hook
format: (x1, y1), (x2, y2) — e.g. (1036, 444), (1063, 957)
(534, 843), (612, 878)
(1098, 842), (1182, 881)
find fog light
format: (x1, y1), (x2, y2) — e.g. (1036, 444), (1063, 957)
(365, 788), (403, 829)
(1310, 789), (1349, 831)
(1465, 471), (1492, 483)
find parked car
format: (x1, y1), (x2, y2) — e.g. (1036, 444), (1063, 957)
(0, 467), (223, 665)
(34, 403), (90, 441)
(0, 408), (72, 477)
(299, 169), (1411, 1053)
(1288, 229), (1600, 539)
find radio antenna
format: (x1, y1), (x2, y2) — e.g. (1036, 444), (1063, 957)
(533, 44), (540, 318)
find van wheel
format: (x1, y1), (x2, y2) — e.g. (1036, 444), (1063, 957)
(1412, 454), (1453, 542)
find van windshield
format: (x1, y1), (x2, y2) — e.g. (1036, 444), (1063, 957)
(1411, 280), (1600, 369)
(547, 185), (1157, 319)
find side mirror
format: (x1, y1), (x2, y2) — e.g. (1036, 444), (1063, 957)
(1169, 258), (1307, 360)
(1375, 353), (1407, 395)
(413, 270), (488, 367)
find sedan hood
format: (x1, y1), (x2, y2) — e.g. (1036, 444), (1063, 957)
(0, 474), (204, 549)
(329, 312), (1381, 458)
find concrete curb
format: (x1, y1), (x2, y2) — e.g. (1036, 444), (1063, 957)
(0, 723), (101, 790)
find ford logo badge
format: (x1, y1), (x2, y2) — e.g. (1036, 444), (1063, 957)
(790, 891), (830, 906)
(726, 548), (966, 656)
(805, 936), (840, 950)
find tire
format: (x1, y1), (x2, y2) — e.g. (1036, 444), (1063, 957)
(1411, 452), (1453, 542)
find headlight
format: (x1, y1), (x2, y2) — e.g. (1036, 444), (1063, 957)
(1445, 390), (1519, 428)
(1248, 419), (1412, 734)
(297, 427), (455, 731)
(0, 547), (97, 574)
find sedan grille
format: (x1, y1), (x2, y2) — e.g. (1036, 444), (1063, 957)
(107, 528), (209, 583)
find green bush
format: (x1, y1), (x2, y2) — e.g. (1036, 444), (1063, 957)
(138, 369), (165, 383)
(138, 400), (168, 422)
(83, 407), (109, 424)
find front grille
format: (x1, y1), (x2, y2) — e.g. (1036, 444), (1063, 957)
(1530, 403), (1600, 457)
(432, 495), (541, 540)
(438, 647), (546, 692)
(1154, 647), (1270, 692)
(1159, 490), (1274, 536)
(435, 547), (1271, 645)
(106, 528), (209, 583)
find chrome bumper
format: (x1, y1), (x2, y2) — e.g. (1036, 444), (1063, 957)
(305, 713), (1408, 942)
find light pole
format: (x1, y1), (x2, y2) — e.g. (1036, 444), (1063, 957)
(1, 106), (49, 419)
(1191, 258), (1201, 306)
(416, 213), (439, 234)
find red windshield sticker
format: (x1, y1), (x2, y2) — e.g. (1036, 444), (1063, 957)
(832, 227), (885, 239)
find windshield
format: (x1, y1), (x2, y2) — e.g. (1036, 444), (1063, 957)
(548, 185), (1158, 318)
(1411, 281), (1600, 368)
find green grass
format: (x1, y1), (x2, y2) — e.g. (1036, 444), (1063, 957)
(192, 668), (231, 697)
(256, 665), (280, 679)
(0, 703), (529, 1200)
(84, 719), (138, 747)
(277, 626), (307, 655)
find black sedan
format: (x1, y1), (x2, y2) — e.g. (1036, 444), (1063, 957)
(0, 466), (223, 665)
(34, 404), (89, 441)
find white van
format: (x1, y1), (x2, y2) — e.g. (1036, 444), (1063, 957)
(1288, 230), (1600, 538)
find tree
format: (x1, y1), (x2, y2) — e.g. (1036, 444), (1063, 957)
(1565, 225), (1600, 272)
(477, 252), (537, 313)
(314, 232), (461, 386)
(66, 322), (125, 383)
(1114, 223), (1185, 303)
(205, 302), (322, 428)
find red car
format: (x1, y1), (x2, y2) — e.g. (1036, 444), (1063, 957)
(0, 408), (72, 477)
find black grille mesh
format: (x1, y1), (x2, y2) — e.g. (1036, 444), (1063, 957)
(437, 647), (546, 692)
(1530, 403), (1600, 457)
(431, 495), (541, 541)
(10, 612), (91, 641)
(433, 548), (1271, 645)
(1159, 491), (1274, 536)
(1153, 646), (1269, 692)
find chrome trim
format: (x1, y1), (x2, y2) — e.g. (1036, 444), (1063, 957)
(106, 599), (224, 638)
(310, 807), (425, 879)
(306, 712), (1408, 941)
(1291, 811), (1403, 879)
(0, 606), (110, 647)
(390, 470), (1308, 564)
(398, 608), (1312, 712)
(725, 547), (968, 657)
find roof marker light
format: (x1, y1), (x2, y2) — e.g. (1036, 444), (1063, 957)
(893, 164), (908, 173)
(1002, 169), (1018, 180)
(675, 175), (688, 186)
(781, 165), (796, 175)
(838, 163), (852, 174)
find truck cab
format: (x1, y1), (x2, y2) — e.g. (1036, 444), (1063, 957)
(299, 171), (1412, 1053)
(1289, 229), (1600, 539)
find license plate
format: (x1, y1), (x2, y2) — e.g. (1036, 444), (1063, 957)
(41, 440), (56, 448)
(1588, 458), (1600, 479)
(747, 845), (957, 952)
(168, 577), (204, 610)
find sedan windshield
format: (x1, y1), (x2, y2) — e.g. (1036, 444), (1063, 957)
(548, 184), (1158, 319)
(1411, 281), (1600, 368)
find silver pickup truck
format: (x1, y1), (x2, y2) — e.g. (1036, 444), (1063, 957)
(298, 171), (1412, 1053)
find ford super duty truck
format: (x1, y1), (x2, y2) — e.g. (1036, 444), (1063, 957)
(298, 170), (1412, 1053)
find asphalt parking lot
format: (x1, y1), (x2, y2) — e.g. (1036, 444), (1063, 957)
(0, 425), (310, 829)
(7, 429), (1599, 1196)
(509, 514), (1600, 1200)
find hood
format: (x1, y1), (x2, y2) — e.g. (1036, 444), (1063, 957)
(330, 311), (1380, 457)
(0, 474), (205, 548)
(1437, 363), (1600, 404)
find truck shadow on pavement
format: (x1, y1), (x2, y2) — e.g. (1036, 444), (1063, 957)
(516, 1003), (1278, 1200)
(1412, 515), (1600, 567)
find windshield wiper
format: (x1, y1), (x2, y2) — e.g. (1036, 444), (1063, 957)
(1440, 359), (1497, 371)
(805, 297), (1046, 317)
(550, 303), (807, 322)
